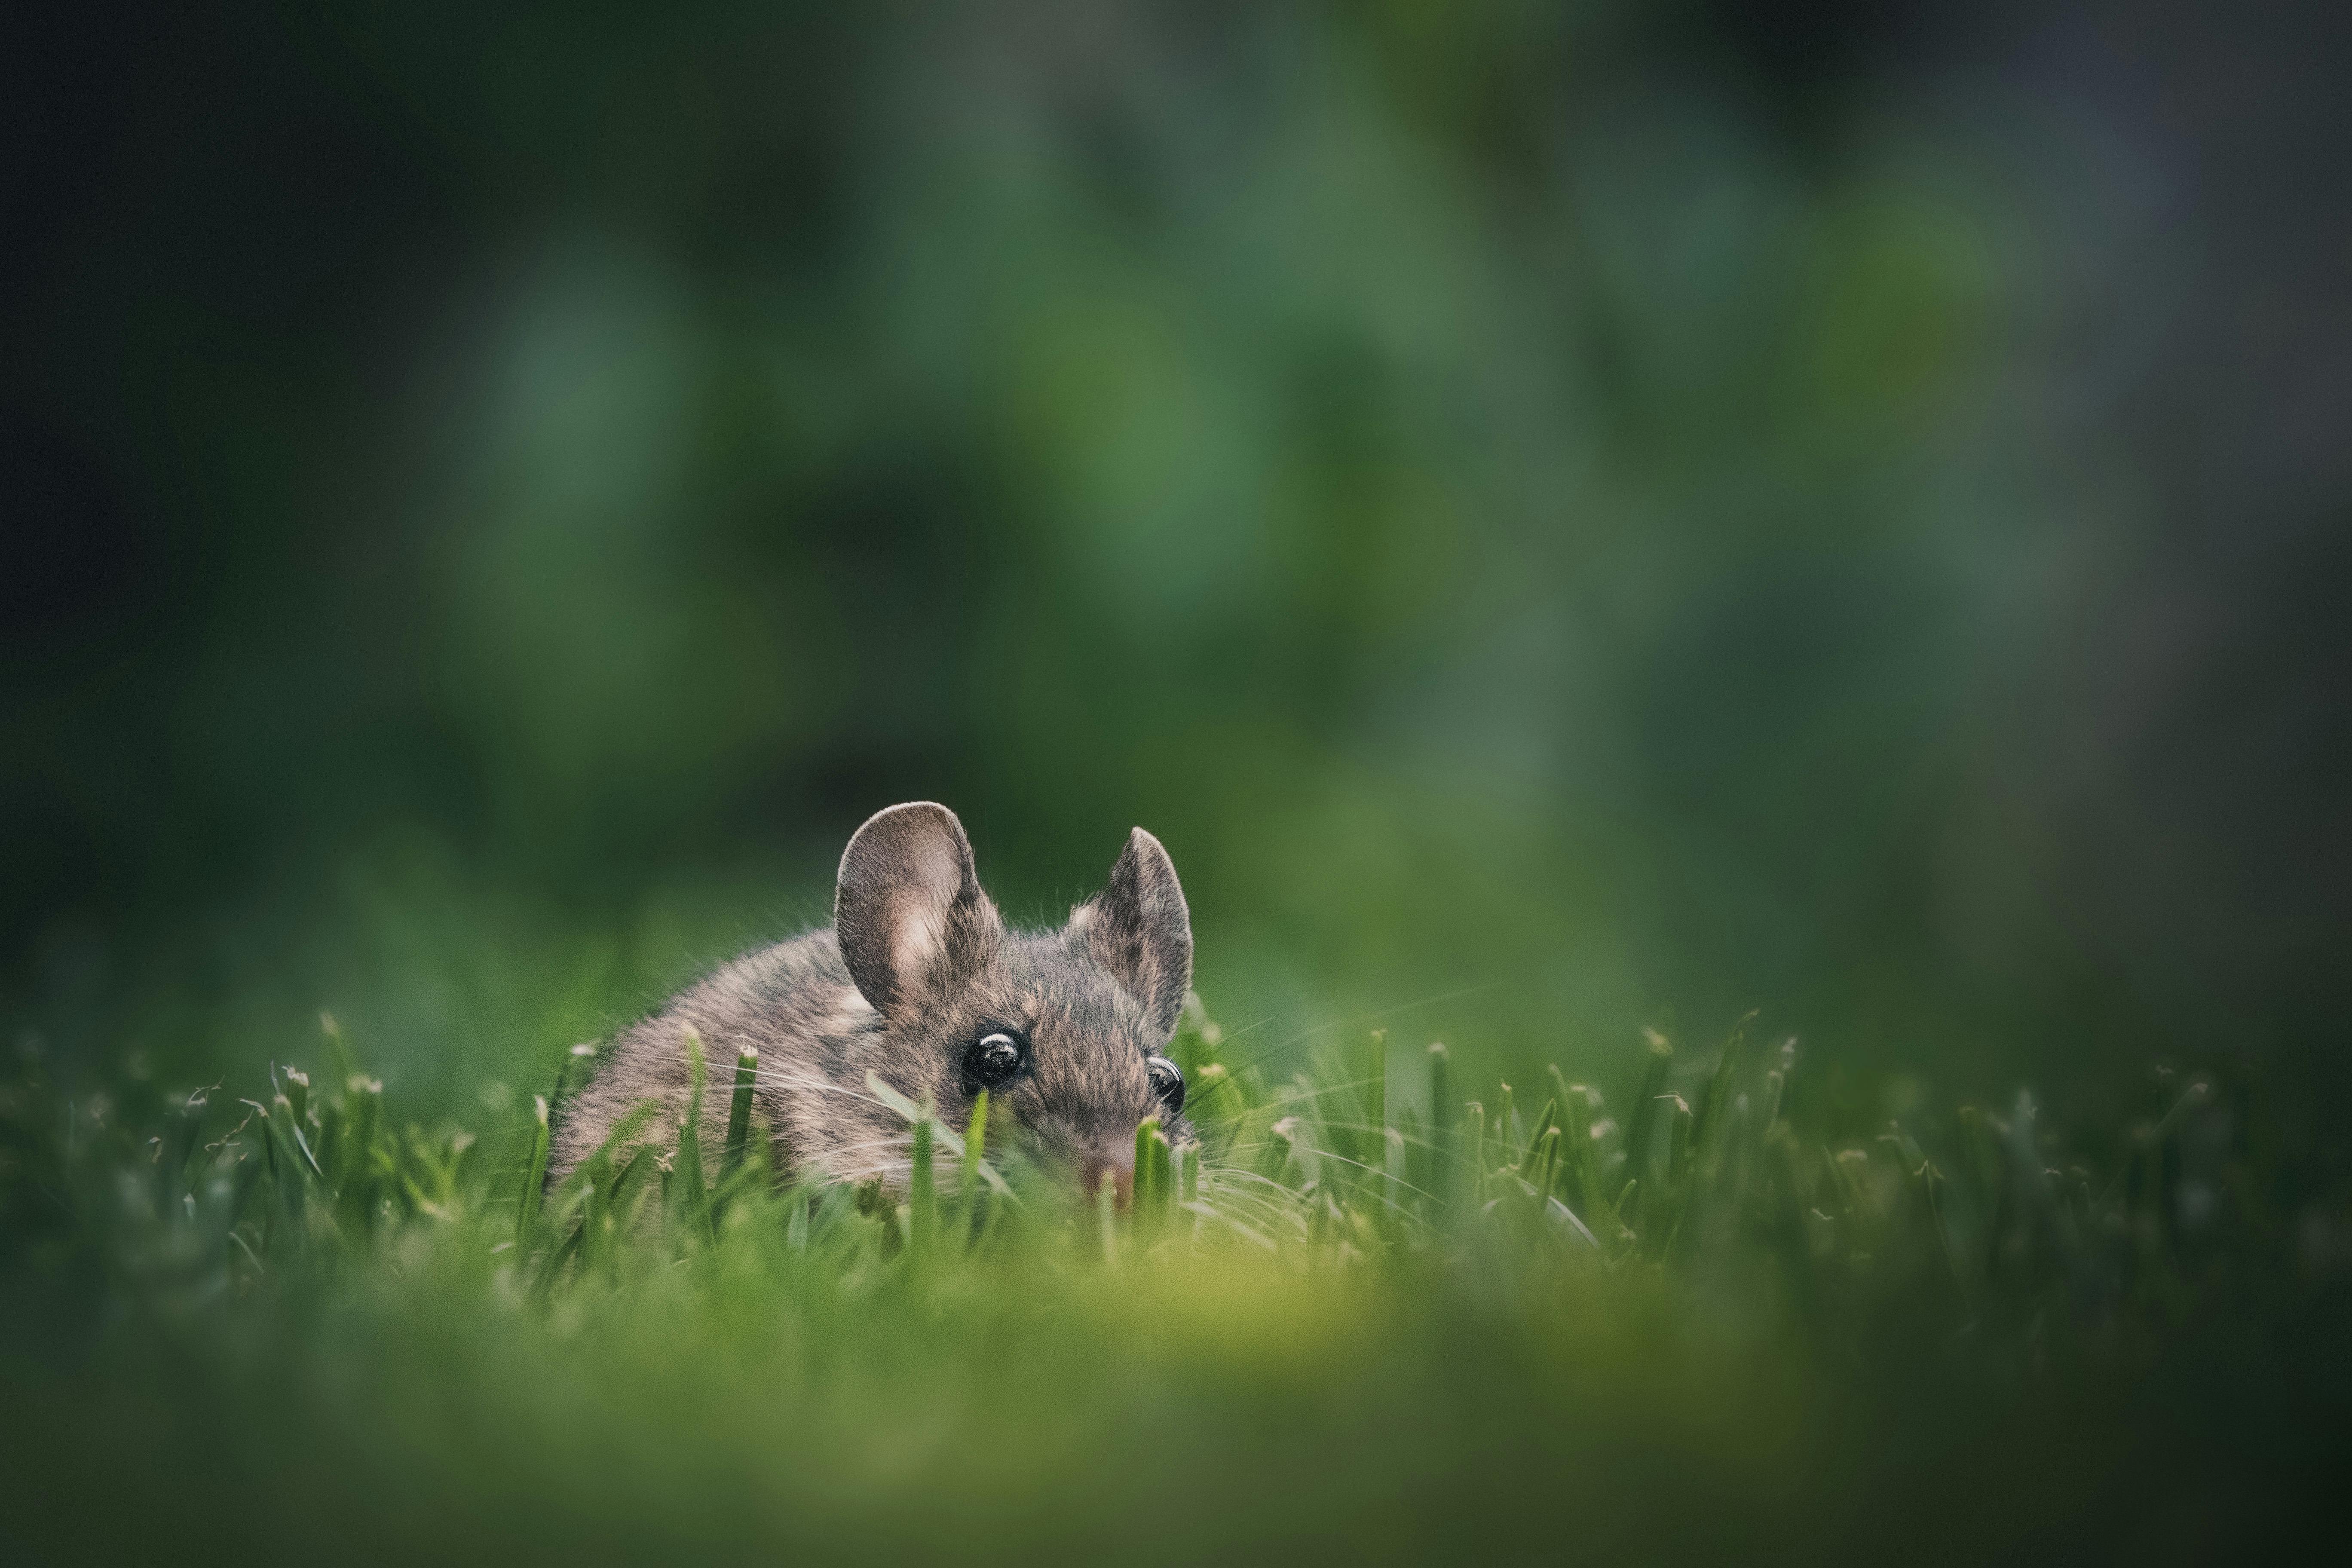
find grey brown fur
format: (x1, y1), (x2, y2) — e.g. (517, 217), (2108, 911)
(551, 803), (1195, 1198)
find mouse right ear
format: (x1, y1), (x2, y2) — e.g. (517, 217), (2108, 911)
(834, 803), (1003, 1016)
(1069, 827), (1193, 1041)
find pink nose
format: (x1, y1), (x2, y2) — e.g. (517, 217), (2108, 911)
(1079, 1145), (1135, 1209)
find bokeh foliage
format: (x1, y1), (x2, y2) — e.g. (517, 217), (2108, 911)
(7, 4), (2349, 1124)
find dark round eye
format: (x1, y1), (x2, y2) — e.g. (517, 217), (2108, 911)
(1145, 1055), (1185, 1116)
(962, 1030), (1027, 1093)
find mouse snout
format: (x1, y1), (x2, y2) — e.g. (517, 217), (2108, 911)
(1078, 1142), (1136, 1210)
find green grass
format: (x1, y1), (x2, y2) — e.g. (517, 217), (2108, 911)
(0, 1000), (2338, 1565)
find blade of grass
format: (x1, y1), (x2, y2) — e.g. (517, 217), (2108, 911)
(675, 1030), (712, 1241)
(907, 1106), (935, 1262)
(1135, 1116), (1166, 1235)
(517, 1093), (550, 1251)
(1692, 1013), (1752, 1179)
(273, 1093), (324, 1182)
(1524, 1096), (1558, 1169)
(957, 1088), (989, 1238)
(1428, 1042), (1452, 1163)
(1626, 1031), (1673, 1186)
(340, 1075), (383, 1230)
(1467, 1101), (1488, 1206)
(720, 1048), (758, 1180)
(1560, 1081), (1601, 1223)
(715, 1047), (759, 1225)
(1529, 1124), (1561, 1205)
(1666, 1093), (1694, 1187)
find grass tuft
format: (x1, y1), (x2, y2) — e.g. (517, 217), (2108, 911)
(0, 998), (2334, 1562)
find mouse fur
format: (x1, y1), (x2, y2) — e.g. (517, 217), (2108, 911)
(550, 802), (1195, 1202)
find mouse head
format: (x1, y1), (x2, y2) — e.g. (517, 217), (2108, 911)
(834, 802), (1194, 1204)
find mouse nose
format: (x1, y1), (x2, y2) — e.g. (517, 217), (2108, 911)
(1078, 1143), (1136, 1210)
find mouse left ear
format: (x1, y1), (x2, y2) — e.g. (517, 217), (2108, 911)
(1070, 827), (1192, 1041)
(836, 802), (1003, 1016)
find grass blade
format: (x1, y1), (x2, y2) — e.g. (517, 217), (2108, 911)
(1427, 1041), (1452, 1175)
(1467, 1101), (1488, 1206)
(958, 1088), (990, 1237)
(907, 1107), (936, 1261)
(1626, 1031), (1673, 1186)
(1149, 1122), (1174, 1228)
(1135, 1115), (1165, 1233)
(1524, 1096), (1558, 1169)
(517, 1093), (550, 1250)
(676, 1029), (711, 1240)
(720, 1047), (758, 1179)
(715, 1046), (759, 1225)
(1692, 1013), (1752, 1179)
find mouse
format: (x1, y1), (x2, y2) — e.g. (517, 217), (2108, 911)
(549, 802), (1195, 1206)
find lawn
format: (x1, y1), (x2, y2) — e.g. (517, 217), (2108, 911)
(1, 999), (2331, 1564)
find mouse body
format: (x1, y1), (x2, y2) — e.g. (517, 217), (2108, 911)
(551, 803), (1194, 1204)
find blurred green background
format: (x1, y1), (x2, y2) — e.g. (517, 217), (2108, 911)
(6, 0), (2349, 1124)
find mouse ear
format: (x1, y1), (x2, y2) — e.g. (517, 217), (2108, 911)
(1071, 827), (1193, 1041)
(835, 803), (1001, 1016)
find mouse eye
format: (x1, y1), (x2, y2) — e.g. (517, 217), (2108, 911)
(962, 1030), (1028, 1093)
(1145, 1055), (1185, 1116)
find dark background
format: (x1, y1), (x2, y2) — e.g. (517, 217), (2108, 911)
(6, 0), (2349, 1124)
